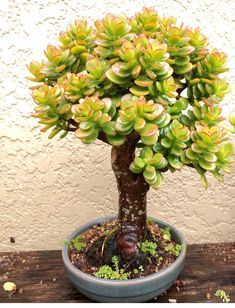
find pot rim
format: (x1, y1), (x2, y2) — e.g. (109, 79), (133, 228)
(62, 216), (186, 285)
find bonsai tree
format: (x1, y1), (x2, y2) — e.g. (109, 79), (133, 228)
(28, 7), (235, 260)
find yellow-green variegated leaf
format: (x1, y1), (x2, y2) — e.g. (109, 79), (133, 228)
(102, 122), (117, 135)
(130, 162), (143, 173)
(141, 134), (158, 146)
(161, 137), (172, 148)
(106, 69), (129, 85)
(75, 126), (98, 139)
(213, 170), (224, 182)
(130, 86), (150, 96)
(150, 171), (163, 189)
(168, 154), (184, 170)
(186, 148), (198, 160)
(140, 146), (153, 159)
(140, 123), (158, 145)
(134, 118), (146, 132)
(174, 63), (193, 74)
(134, 76), (153, 87)
(48, 127), (63, 139)
(133, 157), (146, 169)
(106, 134), (126, 146)
(202, 152), (217, 163)
(198, 158), (216, 171)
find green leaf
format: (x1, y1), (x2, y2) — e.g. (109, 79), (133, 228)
(140, 123), (158, 137)
(130, 86), (149, 96)
(174, 56), (190, 66)
(105, 68), (129, 85)
(75, 127), (95, 138)
(168, 155), (183, 170)
(102, 122), (116, 136)
(132, 65), (142, 78)
(198, 158), (216, 171)
(200, 173), (208, 189)
(95, 46), (112, 58)
(134, 157), (145, 169)
(55, 103), (71, 114)
(140, 146), (153, 159)
(174, 63), (193, 74)
(143, 165), (156, 180)
(71, 45), (87, 55)
(48, 127), (62, 139)
(161, 138), (171, 148)
(186, 148), (197, 160)
(181, 151), (191, 164)
(134, 118), (146, 132)
(152, 143), (165, 153)
(130, 162), (143, 173)
(140, 124), (158, 146)
(134, 76), (153, 87)
(106, 134), (126, 146)
(202, 152), (217, 163)
(150, 171), (163, 189)
(79, 122), (95, 131)
(191, 143), (202, 154)
(81, 129), (99, 144)
(213, 170), (224, 182)
(217, 143), (234, 160)
(141, 134), (158, 146)
(171, 145), (183, 156)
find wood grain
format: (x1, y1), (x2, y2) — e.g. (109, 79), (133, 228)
(0, 243), (234, 303)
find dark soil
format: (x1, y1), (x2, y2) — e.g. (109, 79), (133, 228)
(69, 219), (183, 279)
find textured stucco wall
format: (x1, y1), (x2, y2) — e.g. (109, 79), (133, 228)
(0, 0), (234, 252)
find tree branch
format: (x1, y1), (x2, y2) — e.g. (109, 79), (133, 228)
(66, 119), (110, 145)
(68, 119), (78, 127)
(67, 127), (77, 132)
(98, 131), (110, 145)
(177, 86), (187, 97)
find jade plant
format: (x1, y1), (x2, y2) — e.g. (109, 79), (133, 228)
(28, 7), (235, 260)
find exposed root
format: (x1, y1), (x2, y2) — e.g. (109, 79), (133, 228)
(101, 228), (118, 258)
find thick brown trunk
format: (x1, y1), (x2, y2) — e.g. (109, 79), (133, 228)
(111, 133), (150, 259)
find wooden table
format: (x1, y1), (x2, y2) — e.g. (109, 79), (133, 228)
(0, 243), (234, 303)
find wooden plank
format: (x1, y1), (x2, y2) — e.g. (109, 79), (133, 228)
(0, 243), (234, 303)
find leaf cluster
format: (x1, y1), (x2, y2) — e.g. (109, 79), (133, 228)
(95, 256), (129, 280)
(65, 235), (86, 251)
(215, 289), (230, 303)
(28, 7), (234, 189)
(164, 243), (185, 257)
(140, 240), (158, 256)
(161, 227), (171, 241)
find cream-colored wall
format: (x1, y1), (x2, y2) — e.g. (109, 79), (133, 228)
(0, 0), (234, 252)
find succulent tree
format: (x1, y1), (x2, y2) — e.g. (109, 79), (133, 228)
(28, 8), (235, 259)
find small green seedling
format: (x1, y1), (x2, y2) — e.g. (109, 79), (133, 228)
(215, 289), (230, 303)
(140, 240), (158, 256)
(133, 265), (145, 275)
(95, 256), (130, 280)
(102, 229), (111, 237)
(138, 265), (144, 272)
(161, 227), (171, 241)
(164, 243), (185, 257)
(64, 235), (86, 251)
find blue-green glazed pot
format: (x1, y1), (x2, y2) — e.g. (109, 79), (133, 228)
(62, 216), (186, 303)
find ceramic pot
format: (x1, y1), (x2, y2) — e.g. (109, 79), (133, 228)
(62, 216), (186, 303)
